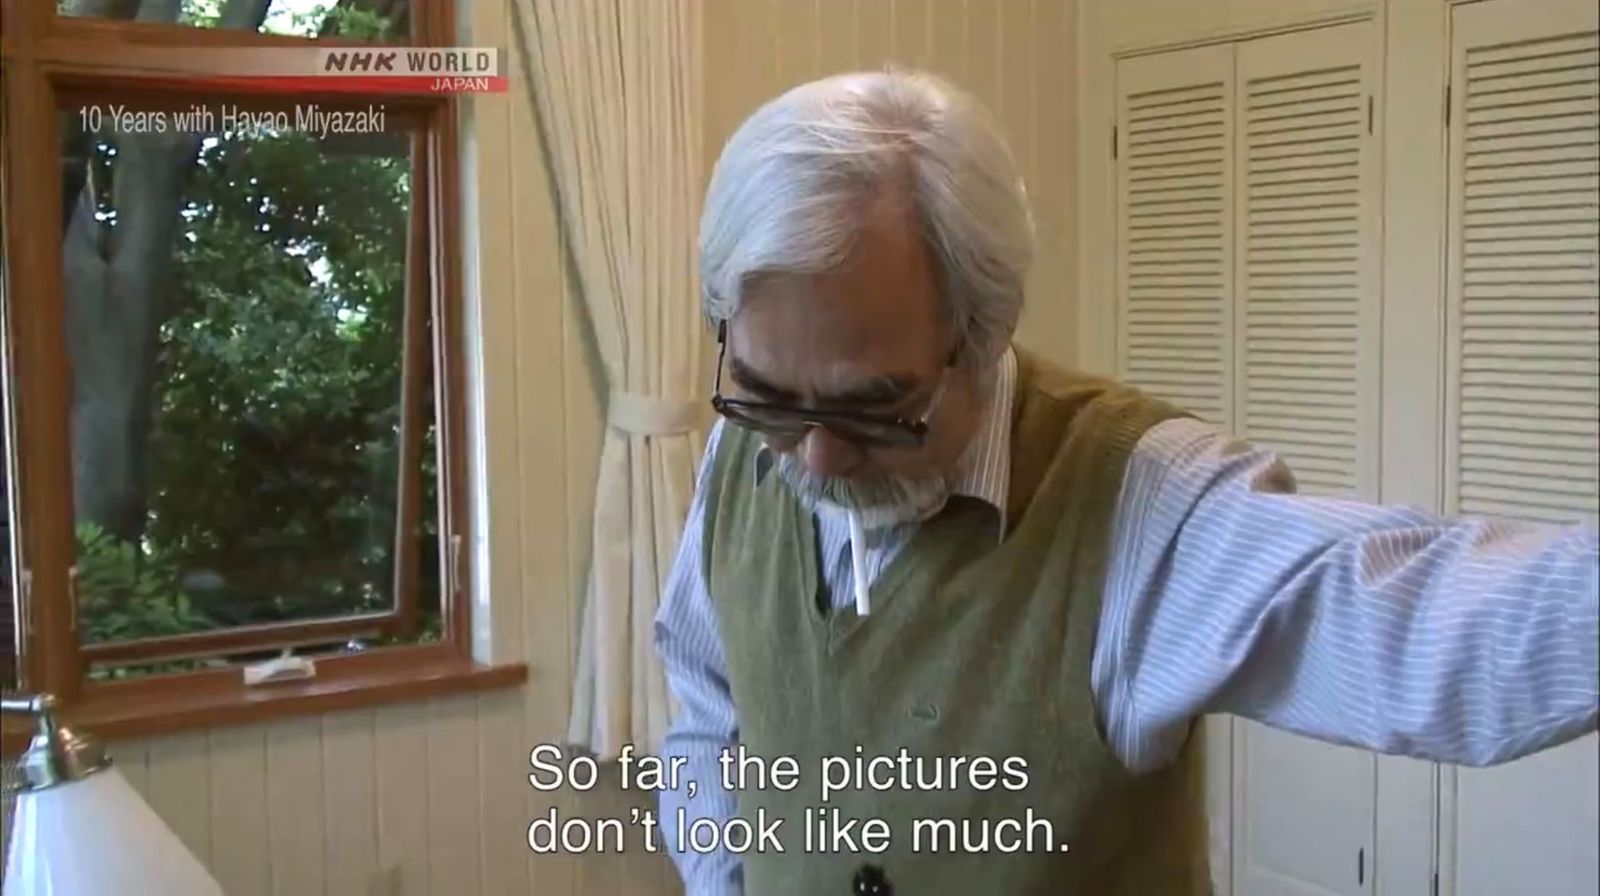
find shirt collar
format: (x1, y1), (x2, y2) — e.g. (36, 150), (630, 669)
(752, 346), (1017, 520)
(951, 345), (1016, 516)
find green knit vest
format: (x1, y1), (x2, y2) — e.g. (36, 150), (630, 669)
(701, 351), (1211, 895)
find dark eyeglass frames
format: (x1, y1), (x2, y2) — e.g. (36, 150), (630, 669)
(708, 321), (952, 449)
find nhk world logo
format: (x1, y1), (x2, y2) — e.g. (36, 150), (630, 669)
(316, 47), (506, 93)
(137, 47), (509, 95)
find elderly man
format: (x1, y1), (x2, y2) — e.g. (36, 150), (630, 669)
(654, 70), (1598, 895)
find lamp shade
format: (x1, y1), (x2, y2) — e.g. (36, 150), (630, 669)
(4, 764), (224, 896)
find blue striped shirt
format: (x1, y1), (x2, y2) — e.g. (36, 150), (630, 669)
(653, 347), (1599, 895)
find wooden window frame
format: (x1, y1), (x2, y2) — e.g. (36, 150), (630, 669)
(1, 0), (524, 753)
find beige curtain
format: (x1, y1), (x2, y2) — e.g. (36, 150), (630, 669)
(510, 0), (706, 759)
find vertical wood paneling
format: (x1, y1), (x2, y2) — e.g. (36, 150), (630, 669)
(703, 0), (743, 171)
(1000, 0), (1036, 180)
(817, 0), (860, 74)
(476, 692), (531, 893)
(266, 717), (327, 896)
(775, 0), (821, 87)
(111, 736), (151, 798)
(762, 0), (786, 89)
(427, 697), (482, 894)
(616, 762), (667, 895)
(893, 0), (933, 67)
(966, 0), (1001, 112)
(745, 0), (783, 113)
(858, 0), (895, 70)
(321, 710), (378, 896)
(740, 0), (782, 127)
(569, 788), (624, 892)
(375, 705), (431, 895)
(1058, 0), (1078, 369)
(1031, 0), (1075, 368)
(579, 774), (633, 889)
(570, 789), (622, 895)
(209, 726), (270, 896)
(145, 732), (213, 866)
(929, 0), (970, 89)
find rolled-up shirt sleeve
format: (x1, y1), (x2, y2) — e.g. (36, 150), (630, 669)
(654, 421), (744, 896)
(1095, 416), (1600, 773)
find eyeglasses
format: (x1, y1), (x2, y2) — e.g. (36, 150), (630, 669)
(709, 321), (952, 449)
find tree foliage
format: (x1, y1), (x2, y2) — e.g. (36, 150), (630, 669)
(67, 0), (439, 649)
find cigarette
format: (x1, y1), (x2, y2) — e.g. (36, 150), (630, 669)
(848, 509), (871, 616)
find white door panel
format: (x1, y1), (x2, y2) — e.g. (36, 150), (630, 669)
(1233, 720), (1376, 896)
(1227, 17), (1383, 896)
(1441, 1), (1599, 893)
(1447, 735), (1600, 896)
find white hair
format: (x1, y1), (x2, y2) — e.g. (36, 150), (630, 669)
(699, 70), (1034, 366)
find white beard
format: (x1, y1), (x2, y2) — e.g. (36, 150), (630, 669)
(774, 452), (952, 529)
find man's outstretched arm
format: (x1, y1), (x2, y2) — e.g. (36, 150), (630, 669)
(1096, 417), (1599, 772)
(655, 421), (745, 896)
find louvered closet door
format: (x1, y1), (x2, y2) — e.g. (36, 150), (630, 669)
(1115, 44), (1235, 429)
(1229, 19), (1382, 896)
(1234, 21), (1382, 499)
(1114, 46), (1238, 896)
(1442, 2), (1599, 895)
(1446, 0), (1600, 527)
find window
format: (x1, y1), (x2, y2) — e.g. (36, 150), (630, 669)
(1, 0), (522, 742)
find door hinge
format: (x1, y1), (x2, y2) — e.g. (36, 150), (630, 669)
(1112, 124), (1119, 160)
(1444, 83), (1452, 127)
(1367, 96), (1374, 135)
(1433, 870), (1440, 896)
(1358, 847), (1366, 885)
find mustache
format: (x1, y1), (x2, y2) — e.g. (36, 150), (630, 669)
(774, 454), (914, 506)
(774, 453), (951, 527)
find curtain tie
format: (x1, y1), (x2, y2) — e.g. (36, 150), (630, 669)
(607, 391), (703, 436)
